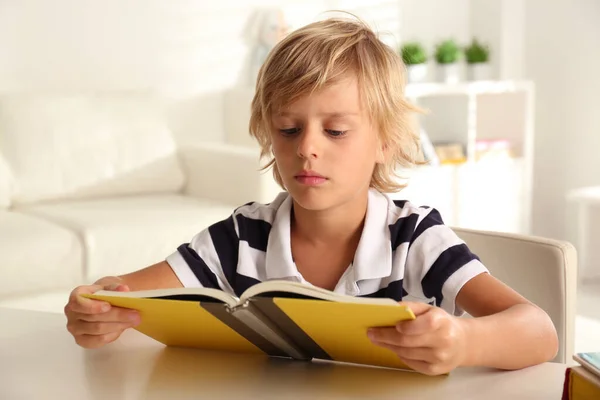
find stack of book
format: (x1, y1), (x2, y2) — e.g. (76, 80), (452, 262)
(563, 352), (600, 399)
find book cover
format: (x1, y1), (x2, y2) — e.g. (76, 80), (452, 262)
(563, 366), (600, 400)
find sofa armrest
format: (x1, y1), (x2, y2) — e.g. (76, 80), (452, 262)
(179, 143), (282, 206)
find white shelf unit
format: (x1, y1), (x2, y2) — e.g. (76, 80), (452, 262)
(222, 80), (535, 234)
(405, 80), (534, 161)
(395, 80), (535, 234)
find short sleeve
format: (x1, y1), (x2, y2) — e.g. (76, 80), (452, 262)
(403, 208), (489, 316)
(165, 214), (240, 295)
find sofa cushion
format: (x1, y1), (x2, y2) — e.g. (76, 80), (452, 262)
(0, 155), (13, 208)
(19, 195), (234, 282)
(0, 211), (83, 297)
(0, 93), (185, 205)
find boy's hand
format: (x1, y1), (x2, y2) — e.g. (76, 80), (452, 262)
(367, 302), (470, 376)
(64, 277), (141, 349)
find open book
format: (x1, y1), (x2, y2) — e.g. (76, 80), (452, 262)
(85, 280), (416, 370)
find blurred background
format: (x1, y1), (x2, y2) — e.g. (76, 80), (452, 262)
(0, 0), (598, 348)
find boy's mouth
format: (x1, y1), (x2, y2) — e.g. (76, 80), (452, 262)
(294, 170), (328, 186)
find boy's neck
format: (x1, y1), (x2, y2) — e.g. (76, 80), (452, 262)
(290, 191), (368, 246)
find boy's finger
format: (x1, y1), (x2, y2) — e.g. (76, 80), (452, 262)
(370, 341), (442, 375)
(104, 283), (130, 292)
(68, 281), (129, 314)
(370, 340), (401, 353)
(394, 346), (438, 363)
(69, 299), (111, 315)
(68, 287), (111, 314)
(73, 321), (138, 336)
(368, 327), (438, 348)
(75, 330), (124, 349)
(374, 342), (433, 363)
(397, 301), (433, 316)
(367, 327), (401, 346)
(396, 356), (442, 376)
(73, 307), (140, 324)
(396, 309), (441, 335)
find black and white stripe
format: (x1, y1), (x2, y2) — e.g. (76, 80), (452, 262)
(166, 190), (487, 316)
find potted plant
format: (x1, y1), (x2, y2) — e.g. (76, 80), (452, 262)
(464, 38), (491, 81)
(400, 42), (428, 83)
(434, 39), (461, 83)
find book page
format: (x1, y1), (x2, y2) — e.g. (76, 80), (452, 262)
(239, 280), (398, 306)
(89, 287), (239, 308)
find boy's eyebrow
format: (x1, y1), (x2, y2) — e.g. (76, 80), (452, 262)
(276, 111), (359, 118)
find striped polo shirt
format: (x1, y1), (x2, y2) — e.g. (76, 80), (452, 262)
(166, 189), (488, 316)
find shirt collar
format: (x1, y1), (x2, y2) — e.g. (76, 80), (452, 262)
(352, 189), (393, 282)
(264, 189), (392, 283)
(265, 193), (300, 280)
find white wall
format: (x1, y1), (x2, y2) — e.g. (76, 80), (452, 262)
(0, 0), (255, 145)
(398, 0), (470, 82)
(0, 0), (400, 147)
(524, 0), (600, 240)
(468, 0), (525, 80)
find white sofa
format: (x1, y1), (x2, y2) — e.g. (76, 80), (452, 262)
(0, 93), (280, 299)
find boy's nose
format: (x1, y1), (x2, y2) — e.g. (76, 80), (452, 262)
(296, 127), (321, 159)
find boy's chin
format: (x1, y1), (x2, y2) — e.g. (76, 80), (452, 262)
(287, 185), (351, 212)
(287, 187), (333, 211)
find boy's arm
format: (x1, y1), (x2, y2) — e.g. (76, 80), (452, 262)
(367, 273), (559, 375)
(95, 261), (184, 291)
(455, 272), (559, 369)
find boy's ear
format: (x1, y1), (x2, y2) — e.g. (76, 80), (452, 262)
(376, 141), (389, 164)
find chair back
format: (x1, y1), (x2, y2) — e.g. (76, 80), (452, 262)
(453, 227), (577, 363)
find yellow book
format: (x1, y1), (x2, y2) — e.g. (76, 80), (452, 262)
(84, 281), (416, 370)
(562, 353), (600, 400)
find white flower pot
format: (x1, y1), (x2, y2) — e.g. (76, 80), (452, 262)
(406, 64), (428, 83)
(467, 63), (492, 81)
(437, 63), (460, 84)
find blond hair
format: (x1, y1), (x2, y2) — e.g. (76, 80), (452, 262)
(249, 15), (424, 193)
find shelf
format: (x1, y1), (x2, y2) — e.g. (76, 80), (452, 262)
(405, 80), (533, 98)
(391, 157), (528, 233)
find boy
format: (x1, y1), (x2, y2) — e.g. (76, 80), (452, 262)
(64, 16), (558, 376)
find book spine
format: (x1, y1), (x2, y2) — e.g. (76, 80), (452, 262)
(230, 302), (311, 361)
(200, 302), (288, 357)
(562, 367), (572, 400)
(248, 297), (332, 361)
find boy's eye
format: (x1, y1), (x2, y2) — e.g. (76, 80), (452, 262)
(278, 128), (347, 137)
(326, 129), (347, 137)
(279, 128), (299, 135)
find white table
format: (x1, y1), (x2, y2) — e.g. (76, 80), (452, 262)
(0, 307), (568, 400)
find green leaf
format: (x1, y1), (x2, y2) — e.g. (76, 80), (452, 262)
(464, 38), (490, 64)
(434, 39), (460, 64)
(400, 42), (427, 65)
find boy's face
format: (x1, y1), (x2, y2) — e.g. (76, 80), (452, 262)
(270, 74), (385, 212)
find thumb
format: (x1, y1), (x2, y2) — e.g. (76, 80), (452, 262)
(94, 276), (130, 292)
(397, 301), (433, 317)
(104, 283), (131, 292)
